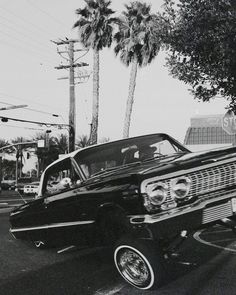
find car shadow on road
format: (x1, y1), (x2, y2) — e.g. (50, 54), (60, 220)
(1, 231), (236, 295)
(0, 246), (121, 295)
(155, 232), (236, 295)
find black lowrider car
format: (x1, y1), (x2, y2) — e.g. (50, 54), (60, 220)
(9, 133), (236, 290)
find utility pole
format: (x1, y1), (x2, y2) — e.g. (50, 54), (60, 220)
(69, 41), (75, 153)
(53, 39), (89, 153)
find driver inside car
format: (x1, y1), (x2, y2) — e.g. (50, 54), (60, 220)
(138, 145), (158, 161)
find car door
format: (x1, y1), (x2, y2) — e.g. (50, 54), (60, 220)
(41, 157), (96, 246)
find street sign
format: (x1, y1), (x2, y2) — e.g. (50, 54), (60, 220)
(222, 111), (236, 135)
(37, 140), (45, 148)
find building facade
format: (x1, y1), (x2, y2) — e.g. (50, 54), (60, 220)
(184, 114), (236, 151)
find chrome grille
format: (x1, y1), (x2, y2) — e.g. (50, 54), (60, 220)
(188, 162), (236, 197)
(202, 201), (233, 224)
(165, 161), (236, 201)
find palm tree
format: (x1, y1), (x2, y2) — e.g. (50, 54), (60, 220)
(0, 138), (12, 153)
(114, 1), (160, 138)
(74, 0), (117, 144)
(0, 138), (9, 148)
(52, 134), (68, 154)
(76, 134), (89, 148)
(32, 132), (68, 173)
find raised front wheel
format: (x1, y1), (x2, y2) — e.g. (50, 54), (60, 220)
(114, 238), (167, 290)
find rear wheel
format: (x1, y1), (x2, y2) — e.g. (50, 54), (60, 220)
(114, 237), (167, 290)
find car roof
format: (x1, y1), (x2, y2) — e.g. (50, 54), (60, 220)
(44, 133), (188, 172)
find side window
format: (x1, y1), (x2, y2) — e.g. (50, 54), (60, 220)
(43, 158), (81, 196)
(151, 140), (177, 155)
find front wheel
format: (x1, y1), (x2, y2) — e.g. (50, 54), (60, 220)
(114, 238), (167, 290)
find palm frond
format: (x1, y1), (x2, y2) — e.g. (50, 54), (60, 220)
(73, 0), (117, 51)
(113, 1), (161, 67)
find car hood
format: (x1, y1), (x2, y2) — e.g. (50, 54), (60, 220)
(86, 146), (236, 183)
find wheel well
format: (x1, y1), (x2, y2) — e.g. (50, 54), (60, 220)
(96, 204), (126, 221)
(95, 204), (132, 245)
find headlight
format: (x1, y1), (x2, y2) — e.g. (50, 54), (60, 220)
(147, 182), (168, 205)
(170, 176), (191, 200)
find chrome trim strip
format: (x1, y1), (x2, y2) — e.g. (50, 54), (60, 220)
(141, 156), (236, 194)
(44, 190), (76, 204)
(129, 190), (236, 224)
(10, 220), (95, 233)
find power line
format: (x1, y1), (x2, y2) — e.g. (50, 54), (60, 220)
(0, 4), (56, 38)
(0, 39), (55, 66)
(0, 12), (52, 41)
(0, 92), (67, 114)
(0, 29), (56, 62)
(26, 0), (68, 28)
(0, 101), (59, 117)
(0, 19), (56, 56)
(0, 36), (55, 65)
(0, 123), (45, 131)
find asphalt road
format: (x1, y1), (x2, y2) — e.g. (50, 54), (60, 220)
(0, 189), (34, 209)
(1, 191), (236, 294)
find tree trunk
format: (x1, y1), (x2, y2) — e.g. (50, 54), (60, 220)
(90, 49), (100, 145)
(123, 59), (138, 138)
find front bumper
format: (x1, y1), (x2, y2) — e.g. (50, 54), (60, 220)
(129, 188), (236, 237)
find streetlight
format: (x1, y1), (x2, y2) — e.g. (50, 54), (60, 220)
(0, 104), (28, 111)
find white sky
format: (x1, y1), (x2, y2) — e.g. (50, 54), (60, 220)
(0, 0), (228, 144)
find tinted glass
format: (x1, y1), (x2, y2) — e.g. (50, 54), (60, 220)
(74, 134), (188, 178)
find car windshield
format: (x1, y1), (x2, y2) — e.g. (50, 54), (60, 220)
(74, 134), (189, 178)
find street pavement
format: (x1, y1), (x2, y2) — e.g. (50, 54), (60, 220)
(1, 191), (236, 294)
(0, 189), (35, 210)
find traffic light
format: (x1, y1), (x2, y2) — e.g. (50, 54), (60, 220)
(1, 117), (8, 122)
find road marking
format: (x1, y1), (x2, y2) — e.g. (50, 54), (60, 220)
(193, 229), (236, 253)
(94, 283), (125, 295)
(201, 228), (231, 234)
(0, 207), (13, 213)
(208, 238), (236, 243)
(5, 204), (21, 208)
(57, 245), (76, 254)
(0, 198), (33, 202)
(0, 202), (8, 207)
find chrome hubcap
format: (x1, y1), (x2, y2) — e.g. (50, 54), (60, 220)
(117, 249), (150, 286)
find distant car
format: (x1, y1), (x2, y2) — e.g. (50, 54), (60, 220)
(9, 133), (236, 290)
(1, 180), (15, 190)
(23, 182), (40, 196)
(15, 178), (37, 194)
(1, 181), (10, 190)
